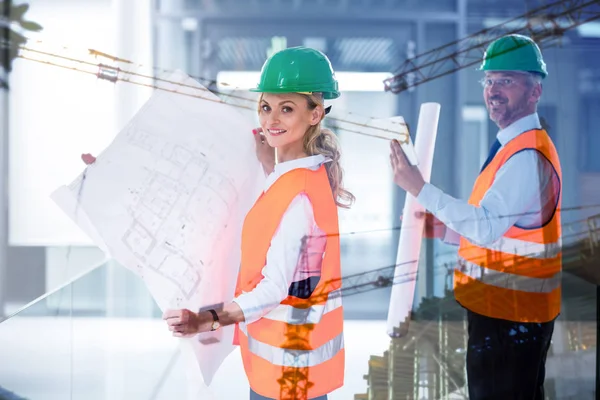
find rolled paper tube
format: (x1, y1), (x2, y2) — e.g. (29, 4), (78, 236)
(385, 102), (441, 337)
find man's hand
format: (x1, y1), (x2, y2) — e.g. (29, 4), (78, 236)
(163, 309), (211, 337)
(417, 211), (447, 239)
(253, 128), (275, 175)
(390, 139), (425, 197)
(400, 211), (447, 239)
(81, 153), (96, 165)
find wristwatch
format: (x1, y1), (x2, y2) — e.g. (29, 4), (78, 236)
(208, 309), (220, 331)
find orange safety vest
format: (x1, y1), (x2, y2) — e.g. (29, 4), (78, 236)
(455, 129), (562, 323)
(234, 165), (344, 399)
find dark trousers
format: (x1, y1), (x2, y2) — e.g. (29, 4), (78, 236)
(250, 389), (328, 400)
(466, 310), (555, 400)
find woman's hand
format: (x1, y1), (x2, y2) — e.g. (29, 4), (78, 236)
(163, 308), (212, 337)
(253, 128), (275, 175)
(81, 153), (96, 165)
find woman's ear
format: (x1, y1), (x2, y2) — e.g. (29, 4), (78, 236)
(310, 106), (324, 126)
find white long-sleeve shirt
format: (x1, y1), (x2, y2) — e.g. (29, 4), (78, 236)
(232, 155), (329, 324)
(417, 112), (560, 247)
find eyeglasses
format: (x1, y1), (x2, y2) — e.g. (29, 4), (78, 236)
(478, 77), (517, 88)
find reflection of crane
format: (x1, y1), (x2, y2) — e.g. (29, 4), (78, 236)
(276, 212), (600, 399)
(294, 211), (600, 306)
(383, 0), (600, 94)
(353, 213), (600, 400)
(4, 38), (410, 143)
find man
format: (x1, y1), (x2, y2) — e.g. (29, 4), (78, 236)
(390, 34), (562, 400)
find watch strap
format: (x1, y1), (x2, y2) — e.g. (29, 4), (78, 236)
(208, 309), (219, 322)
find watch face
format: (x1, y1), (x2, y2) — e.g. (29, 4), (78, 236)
(211, 321), (221, 331)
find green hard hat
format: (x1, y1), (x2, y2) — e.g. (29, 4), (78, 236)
(479, 34), (548, 78)
(250, 46), (340, 99)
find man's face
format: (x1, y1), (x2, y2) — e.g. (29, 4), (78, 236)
(482, 71), (541, 129)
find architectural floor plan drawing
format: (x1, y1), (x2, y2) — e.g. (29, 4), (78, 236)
(51, 71), (265, 386)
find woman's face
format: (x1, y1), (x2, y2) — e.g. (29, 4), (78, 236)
(258, 93), (322, 151)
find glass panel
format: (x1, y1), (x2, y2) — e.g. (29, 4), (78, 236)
(0, 283), (74, 399)
(354, 278), (598, 399)
(582, 99), (600, 172)
(335, 91), (397, 320)
(1, 239), (599, 399)
(155, 19), (197, 76)
(0, 263), (181, 400)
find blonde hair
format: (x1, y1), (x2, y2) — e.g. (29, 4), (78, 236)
(258, 93), (355, 209)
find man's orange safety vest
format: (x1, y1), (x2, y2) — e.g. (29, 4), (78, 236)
(455, 129), (562, 323)
(234, 165), (344, 399)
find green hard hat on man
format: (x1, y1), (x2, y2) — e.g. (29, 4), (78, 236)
(250, 46), (340, 99)
(479, 34), (548, 78)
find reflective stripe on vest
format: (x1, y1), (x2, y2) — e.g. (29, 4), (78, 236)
(455, 129), (562, 323)
(458, 258), (561, 293)
(472, 236), (562, 259)
(262, 288), (342, 325)
(237, 329), (345, 399)
(238, 323), (344, 368)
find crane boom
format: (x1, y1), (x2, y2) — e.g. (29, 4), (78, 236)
(383, 0), (600, 94)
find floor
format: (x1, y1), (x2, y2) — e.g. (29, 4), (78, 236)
(0, 318), (394, 400)
(0, 317), (595, 399)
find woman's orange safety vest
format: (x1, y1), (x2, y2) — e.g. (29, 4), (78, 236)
(234, 165), (344, 399)
(455, 129), (562, 323)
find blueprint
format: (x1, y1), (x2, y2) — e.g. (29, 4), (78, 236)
(51, 70), (265, 388)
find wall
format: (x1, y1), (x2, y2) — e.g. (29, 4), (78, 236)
(5, 0), (113, 311)
(9, 0), (115, 247)
(6, 0), (154, 315)
(334, 91), (399, 318)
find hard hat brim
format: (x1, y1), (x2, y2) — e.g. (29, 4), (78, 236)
(249, 87), (340, 100)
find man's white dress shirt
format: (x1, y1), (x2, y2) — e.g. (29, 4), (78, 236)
(417, 113), (560, 247)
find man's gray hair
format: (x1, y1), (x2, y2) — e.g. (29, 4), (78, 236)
(526, 72), (543, 86)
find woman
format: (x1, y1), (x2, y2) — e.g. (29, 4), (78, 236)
(163, 46), (353, 400)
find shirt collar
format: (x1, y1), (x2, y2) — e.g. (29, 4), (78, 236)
(496, 112), (541, 147)
(272, 154), (329, 176)
(265, 154), (330, 191)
